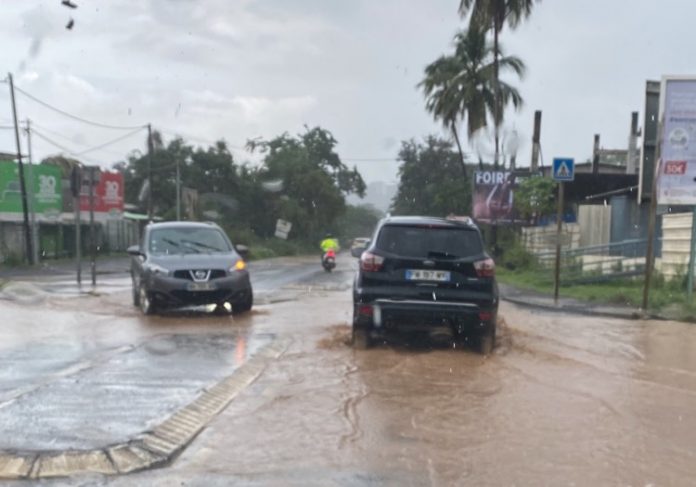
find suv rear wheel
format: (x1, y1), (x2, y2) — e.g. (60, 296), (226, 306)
(474, 330), (495, 355)
(352, 327), (372, 350)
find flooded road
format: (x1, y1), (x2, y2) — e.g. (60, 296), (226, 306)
(2, 256), (696, 485)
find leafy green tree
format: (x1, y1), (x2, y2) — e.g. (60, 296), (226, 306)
(248, 126), (366, 241)
(514, 176), (555, 223)
(336, 204), (382, 241)
(420, 28), (524, 174)
(391, 136), (471, 217)
(41, 155), (82, 178)
(459, 0), (539, 165)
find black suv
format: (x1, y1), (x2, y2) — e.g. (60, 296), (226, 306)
(128, 222), (253, 315)
(352, 216), (498, 353)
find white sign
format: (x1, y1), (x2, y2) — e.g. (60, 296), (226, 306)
(657, 77), (696, 205)
(275, 219), (292, 240)
(36, 174), (60, 205)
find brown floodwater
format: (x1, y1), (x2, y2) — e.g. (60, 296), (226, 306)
(4, 260), (696, 485)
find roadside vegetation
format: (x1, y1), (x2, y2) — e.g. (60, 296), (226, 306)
(497, 243), (696, 321)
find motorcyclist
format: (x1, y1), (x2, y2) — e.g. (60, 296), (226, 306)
(320, 233), (340, 254)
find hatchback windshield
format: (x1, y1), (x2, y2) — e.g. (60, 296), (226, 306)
(375, 225), (483, 258)
(149, 227), (231, 255)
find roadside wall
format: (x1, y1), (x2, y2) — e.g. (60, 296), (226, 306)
(521, 223), (581, 255)
(578, 205), (611, 247)
(659, 212), (691, 280)
(0, 222), (25, 263)
(0, 220), (138, 264)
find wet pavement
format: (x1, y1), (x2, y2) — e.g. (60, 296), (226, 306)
(2, 255), (696, 485)
(0, 333), (271, 451)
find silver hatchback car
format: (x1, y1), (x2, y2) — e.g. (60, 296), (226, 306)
(128, 221), (252, 315)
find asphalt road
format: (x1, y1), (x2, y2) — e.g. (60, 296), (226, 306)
(2, 255), (696, 485)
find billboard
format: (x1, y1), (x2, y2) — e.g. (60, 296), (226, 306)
(656, 77), (696, 205)
(472, 171), (519, 223)
(79, 171), (124, 214)
(0, 161), (62, 218)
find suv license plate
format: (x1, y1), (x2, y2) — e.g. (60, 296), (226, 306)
(406, 270), (451, 282)
(188, 282), (216, 291)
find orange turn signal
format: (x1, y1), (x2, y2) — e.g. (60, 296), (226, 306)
(234, 260), (246, 271)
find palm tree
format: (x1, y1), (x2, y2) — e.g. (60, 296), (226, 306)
(419, 28), (525, 174)
(459, 0), (539, 167)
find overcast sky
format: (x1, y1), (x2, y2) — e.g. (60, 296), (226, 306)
(0, 0), (693, 183)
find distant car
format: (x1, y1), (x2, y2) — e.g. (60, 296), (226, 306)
(350, 237), (371, 257)
(128, 221), (253, 315)
(352, 216), (498, 353)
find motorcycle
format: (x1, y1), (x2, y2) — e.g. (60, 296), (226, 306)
(322, 249), (336, 272)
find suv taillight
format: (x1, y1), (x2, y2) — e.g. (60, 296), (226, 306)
(474, 258), (495, 278)
(360, 251), (384, 272)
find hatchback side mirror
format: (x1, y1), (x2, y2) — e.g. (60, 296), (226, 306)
(235, 244), (250, 260)
(127, 245), (143, 257)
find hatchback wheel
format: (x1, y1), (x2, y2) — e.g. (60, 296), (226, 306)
(232, 289), (253, 315)
(131, 278), (140, 307)
(139, 284), (157, 315)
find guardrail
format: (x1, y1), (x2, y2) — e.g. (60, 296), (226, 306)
(531, 238), (651, 284)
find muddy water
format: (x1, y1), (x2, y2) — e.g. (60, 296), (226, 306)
(347, 304), (696, 486)
(6, 256), (696, 485)
(95, 290), (696, 486)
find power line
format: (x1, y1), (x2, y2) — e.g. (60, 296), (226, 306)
(29, 121), (122, 155)
(29, 121), (142, 158)
(74, 126), (145, 156)
(31, 129), (76, 154)
(343, 158), (400, 162)
(13, 84), (147, 130)
(30, 129), (113, 166)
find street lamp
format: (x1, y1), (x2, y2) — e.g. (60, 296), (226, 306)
(505, 130), (520, 170)
(177, 155), (192, 221)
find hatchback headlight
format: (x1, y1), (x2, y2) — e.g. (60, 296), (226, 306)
(230, 260), (246, 272)
(147, 263), (170, 276)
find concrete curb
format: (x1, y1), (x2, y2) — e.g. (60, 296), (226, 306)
(501, 295), (644, 320)
(0, 337), (291, 480)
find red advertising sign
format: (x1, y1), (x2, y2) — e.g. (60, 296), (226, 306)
(80, 171), (124, 213)
(472, 171), (519, 223)
(663, 160), (687, 175)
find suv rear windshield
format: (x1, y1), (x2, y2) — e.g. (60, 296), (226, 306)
(375, 225), (483, 259)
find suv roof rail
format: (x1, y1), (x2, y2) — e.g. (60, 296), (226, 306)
(445, 215), (474, 225)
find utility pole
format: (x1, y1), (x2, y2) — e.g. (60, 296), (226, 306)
(592, 134), (601, 174)
(176, 157), (181, 221)
(554, 181), (564, 304)
(71, 166), (82, 285)
(530, 110), (542, 172)
(8, 73), (33, 265)
(147, 124), (154, 220)
(24, 119), (39, 265)
(642, 120), (664, 311)
(627, 111), (640, 174)
(89, 167), (97, 286)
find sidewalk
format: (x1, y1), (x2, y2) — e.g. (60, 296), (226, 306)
(0, 255), (131, 280)
(499, 283), (645, 320)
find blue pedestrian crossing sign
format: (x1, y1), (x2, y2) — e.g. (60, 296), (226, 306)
(553, 158), (575, 182)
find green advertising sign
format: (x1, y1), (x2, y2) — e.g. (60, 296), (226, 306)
(0, 161), (63, 216)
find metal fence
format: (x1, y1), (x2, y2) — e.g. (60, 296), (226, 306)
(534, 238), (649, 284)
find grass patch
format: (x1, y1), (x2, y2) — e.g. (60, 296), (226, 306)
(497, 266), (696, 321)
